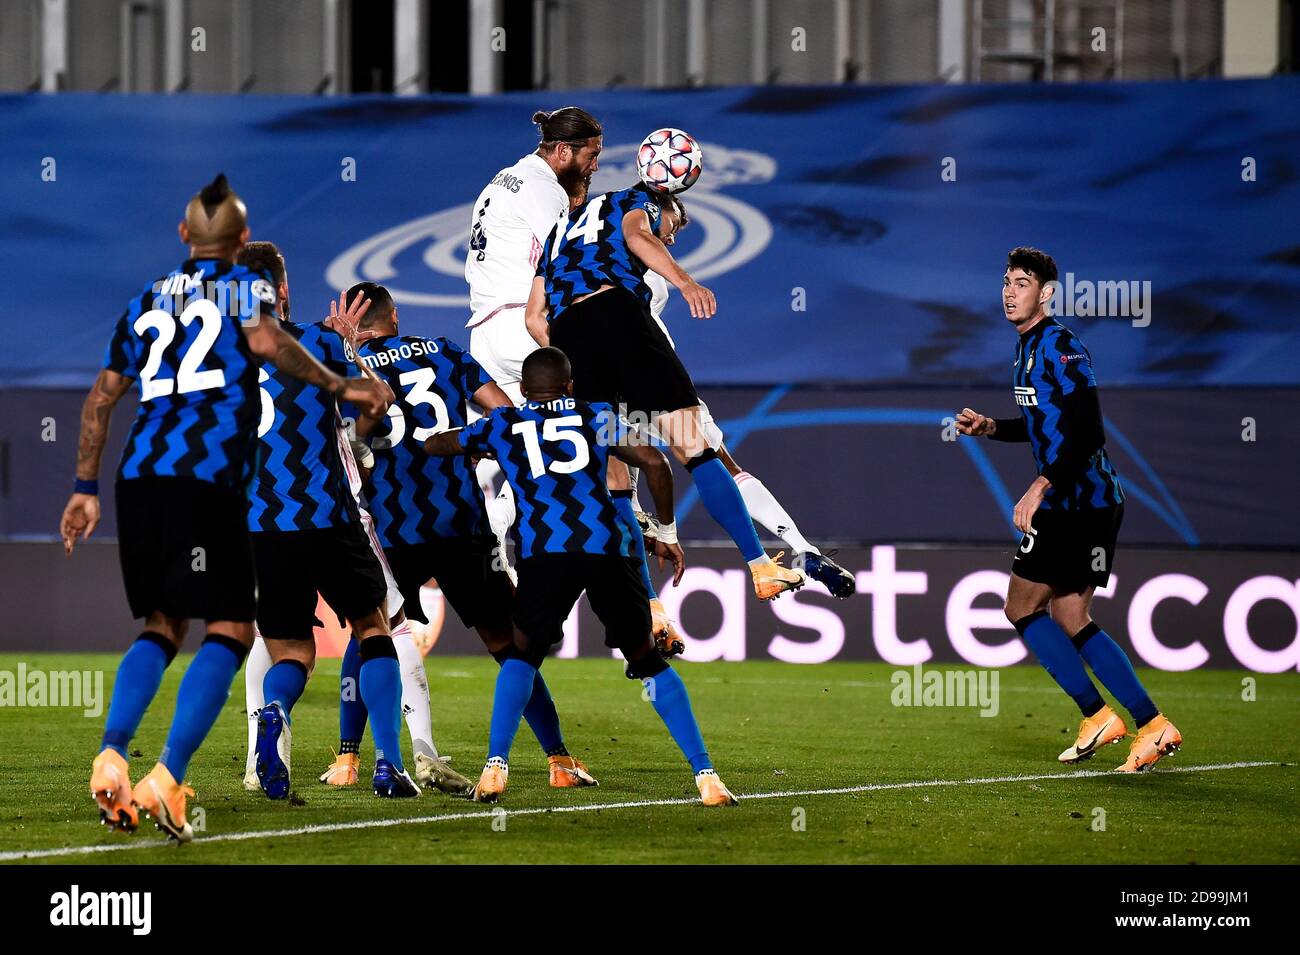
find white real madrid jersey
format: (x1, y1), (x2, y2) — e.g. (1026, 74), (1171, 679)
(464, 153), (569, 327)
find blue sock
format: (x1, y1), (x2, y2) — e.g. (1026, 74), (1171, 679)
(1073, 623), (1159, 727)
(102, 633), (174, 758)
(339, 637), (368, 749)
(159, 636), (244, 781)
(687, 454), (764, 562)
(359, 637), (404, 773)
(645, 666), (712, 774)
(611, 491), (657, 600)
(489, 659), (538, 762)
(1014, 612), (1105, 716)
(262, 660), (308, 719)
(521, 670), (566, 754)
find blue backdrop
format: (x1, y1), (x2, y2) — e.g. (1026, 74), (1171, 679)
(2, 78), (1298, 388)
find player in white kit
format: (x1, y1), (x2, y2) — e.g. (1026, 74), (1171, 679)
(465, 107), (604, 557)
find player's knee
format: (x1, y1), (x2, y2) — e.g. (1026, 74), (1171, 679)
(1050, 604), (1092, 639)
(623, 648), (668, 681)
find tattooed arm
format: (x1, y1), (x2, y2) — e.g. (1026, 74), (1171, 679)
(60, 369), (133, 554)
(243, 317), (392, 418)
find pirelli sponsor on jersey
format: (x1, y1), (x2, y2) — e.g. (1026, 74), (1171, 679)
(1014, 385), (1038, 407)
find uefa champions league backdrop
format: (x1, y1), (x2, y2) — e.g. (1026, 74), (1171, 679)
(3, 78), (1300, 388)
(1, 79), (1298, 667)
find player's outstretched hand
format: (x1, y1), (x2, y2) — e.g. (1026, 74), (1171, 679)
(325, 290), (382, 346)
(60, 493), (100, 555)
(653, 539), (686, 586)
(679, 279), (716, 320)
(343, 376), (394, 419)
(956, 407), (995, 437)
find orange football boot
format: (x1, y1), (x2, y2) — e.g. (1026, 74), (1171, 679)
(750, 552), (807, 601)
(319, 751), (360, 786)
(90, 748), (138, 833)
(472, 757), (509, 803)
(548, 754), (599, 788)
(695, 769), (739, 806)
(1058, 705), (1127, 763)
(1115, 715), (1182, 773)
(132, 763), (195, 842)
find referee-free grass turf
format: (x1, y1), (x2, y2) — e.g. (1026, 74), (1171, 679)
(0, 653), (1296, 864)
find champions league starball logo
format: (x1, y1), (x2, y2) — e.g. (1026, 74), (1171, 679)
(324, 142), (777, 309)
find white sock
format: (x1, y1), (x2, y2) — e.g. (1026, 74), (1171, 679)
(244, 634), (273, 776)
(734, 471), (819, 556)
(392, 622), (437, 759)
(486, 480), (516, 542)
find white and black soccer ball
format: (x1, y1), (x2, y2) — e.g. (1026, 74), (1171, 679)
(637, 128), (703, 194)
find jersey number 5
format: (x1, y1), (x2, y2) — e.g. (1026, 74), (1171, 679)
(511, 416), (590, 478)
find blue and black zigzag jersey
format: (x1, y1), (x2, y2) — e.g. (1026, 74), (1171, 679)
(538, 183), (661, 322)
(104, 257), (274, 491)
(457, 398), (633, 560)
(1012, 319), (1124, 510)
(246, 322), (360, 533)
(350, 335), (494, 547)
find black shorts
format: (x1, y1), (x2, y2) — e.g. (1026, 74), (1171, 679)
(513, 553), (652, 653)
(1011, 504), (1124, 592)
(251, 522), (388, 640)
(383, 535), (513, 629)
(116, 476), (257, 622)
(548, 286), (698, 416)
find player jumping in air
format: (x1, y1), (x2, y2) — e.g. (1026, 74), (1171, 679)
(526, 172), (806, 603)
(640, 193), (855, 598)
(61, 175), (391, 840)
(426, 347), (732, 806)
(465, 107), (603, 566)
(956, 247), (1182, 773)
(324, 282), (613, 790)
(234, 242), (446, 799)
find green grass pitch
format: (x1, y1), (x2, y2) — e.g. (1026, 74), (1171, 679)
(1, 653), (1296, 864)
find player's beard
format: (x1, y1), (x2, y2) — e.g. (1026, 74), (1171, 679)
(555, 157), (588, 194)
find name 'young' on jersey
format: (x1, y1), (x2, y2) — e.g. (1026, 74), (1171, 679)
(246, 322), (360, 533)
(104, 257), (274, 491)
(457, 398), (633, 560)
(1013, 320), (1124, 510)
(539, 183), (662, 322)
(349, 335), (494, 547)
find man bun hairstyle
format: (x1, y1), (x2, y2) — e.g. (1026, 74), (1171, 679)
(1006, 246), (1058, 286)
(533, 106), (603, 151)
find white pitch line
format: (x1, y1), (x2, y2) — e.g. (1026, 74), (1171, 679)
(0, 760), (1281, 863)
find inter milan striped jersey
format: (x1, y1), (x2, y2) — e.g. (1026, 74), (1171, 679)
(104, 257), (275, 491)
(350, 335), (494, 547)
(538, 183), (662, 322)
(246, 322), (360, 532)
(457, 398), (633, 560)
(1013, 320), (1124, 510)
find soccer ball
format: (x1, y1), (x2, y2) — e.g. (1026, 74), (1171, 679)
(637, 128), (703, 194)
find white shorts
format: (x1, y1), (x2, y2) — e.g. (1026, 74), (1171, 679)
(697, 399), (725, 452)
(469, 304), (535, 405)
